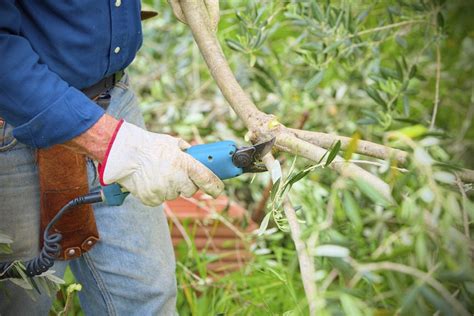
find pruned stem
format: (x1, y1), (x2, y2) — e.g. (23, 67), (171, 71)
(262, 155), (318, 316)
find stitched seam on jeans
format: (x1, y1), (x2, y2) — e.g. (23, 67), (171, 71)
(83, 252), (118, 316)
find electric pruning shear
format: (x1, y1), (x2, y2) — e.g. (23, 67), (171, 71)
(0, 138), (275, 279)
(101, 138), (276, 206)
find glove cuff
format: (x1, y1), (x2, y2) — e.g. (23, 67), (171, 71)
(98, 119), (124, 186)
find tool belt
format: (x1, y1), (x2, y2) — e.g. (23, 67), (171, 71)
(38, 70), (124, 260)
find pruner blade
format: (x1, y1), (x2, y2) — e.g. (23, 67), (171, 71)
(232, 137), (276, 174)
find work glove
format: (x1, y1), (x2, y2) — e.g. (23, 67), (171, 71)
(168, 0), (220, 33)
(98, 120), (224, 206)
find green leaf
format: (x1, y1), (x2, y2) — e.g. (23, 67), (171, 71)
(225, 39), (246, 53)
(409, 65), (417, 79)
(365, 86), (386, 106)
(344, 133), (360, 161)
(325, 140), (341, 167)
(258, 213), (272, 236)
(343, 191), (362, 229)
(300, 42), (323, 52)
(311, 2), (324, 21)
(340, 294), (364, 316)
(354, 179), (393, 207)
(403, 95), (410, 116)
(356, 9), (369, 23)
(270, 178), (281, 202)
(304, 70), (325, 91)
(437, 12), (445, 28)
(287, 169), (311, 186)
(323, 40), (343, 54)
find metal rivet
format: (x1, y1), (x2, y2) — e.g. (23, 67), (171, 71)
(67, 249), (76, 256)
(114, 46), (121, 54)
(115, 0), (121, 7)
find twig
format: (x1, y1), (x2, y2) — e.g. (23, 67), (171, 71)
(348, 19), (426, 38)
(455, 176), (471, 240)
(262, 154), (318, 316)
(430, 42), (442, 130)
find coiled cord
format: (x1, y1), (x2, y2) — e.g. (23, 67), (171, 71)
(0, 191), (103, 279)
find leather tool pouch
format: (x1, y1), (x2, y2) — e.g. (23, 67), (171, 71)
(38, 146), (99, 260)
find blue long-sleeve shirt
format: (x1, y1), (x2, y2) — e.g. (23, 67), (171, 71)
(0, 0), (143, 148)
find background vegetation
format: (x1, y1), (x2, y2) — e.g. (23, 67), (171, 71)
(131, 0), (474, 314)
(2, 0), (473, 315)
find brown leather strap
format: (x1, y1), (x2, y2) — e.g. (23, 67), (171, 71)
(38, 142), (99, 260)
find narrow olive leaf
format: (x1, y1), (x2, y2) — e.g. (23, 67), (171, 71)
(325, 140), (341, 167)
(437, 12), (444, 28)
(311, 2), (324, 21)
(344, 133), (360, 161)
(323, 40), (343, 54)
(343, 191), (362, 229)
(270, 178), (281, 201)
(402, 95), (410, 116)
(356, 9), (369, 23)
(420, 286), (452, 316)
(258, 212), (272, 236)
(408, 65), (417, 79)
(395, 59), (404, 80)
(300, 42), (323, 51)
(304, 70), (325, 91)
(395, 35), (408, 48)
(225, 39), (246, 53)
(287, 169), (311, 186)
(381, 67), (400, 80)
(354, 178), (393, 207)
(365, 86), (386, 106)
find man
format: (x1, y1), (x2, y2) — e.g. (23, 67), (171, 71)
(0, 1), (223, 314)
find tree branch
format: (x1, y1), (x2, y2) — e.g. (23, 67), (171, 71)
(276, 133), (393, 202)
(262, 155), (318, 316)
(288, 128), (409, 164)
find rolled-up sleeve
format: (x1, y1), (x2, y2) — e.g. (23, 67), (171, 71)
(0, 1), (104, 148)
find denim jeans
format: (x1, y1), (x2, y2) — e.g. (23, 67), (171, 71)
(0, 75), (177, 315)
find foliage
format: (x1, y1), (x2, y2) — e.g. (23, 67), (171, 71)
(135, 0), (473, 315)
(49, 0), (474, 314)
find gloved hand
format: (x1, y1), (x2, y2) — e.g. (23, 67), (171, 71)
(98, 120), (224, 206)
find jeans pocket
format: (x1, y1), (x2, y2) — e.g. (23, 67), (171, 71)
(0, 121), (18, 152)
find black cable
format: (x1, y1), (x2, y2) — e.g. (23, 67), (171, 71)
(0, 191), (103, 279)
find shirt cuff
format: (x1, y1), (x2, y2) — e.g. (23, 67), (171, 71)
(13, 87), (105, 148)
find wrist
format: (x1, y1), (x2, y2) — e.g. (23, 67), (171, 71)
(62, 114), (121, 162)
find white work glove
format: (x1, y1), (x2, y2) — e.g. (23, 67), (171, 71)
(98, 120), (224, 206)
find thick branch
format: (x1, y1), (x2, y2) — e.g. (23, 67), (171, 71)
(289, 128), (474, 183)
(179, 0), (271, 133)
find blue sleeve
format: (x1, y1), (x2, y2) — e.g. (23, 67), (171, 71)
(0, 1), (105, 148)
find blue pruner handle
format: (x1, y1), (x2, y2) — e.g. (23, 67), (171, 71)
(101, 183), (129, 206)
(185, 140), (243, 180)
